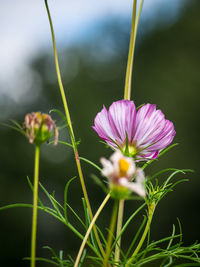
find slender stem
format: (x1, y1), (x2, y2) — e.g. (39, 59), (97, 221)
(44, 0), (105, 258)
(103, 200), (119, 267)
(135, 0), (144, 40)
(114, 199), (124, 264)
(74, 194), (111, 267)
(124, 0), (137, 100)
(124, 0), (144, 100)
(116, 1), (137, 263)
(126, 201), (156, 266)
(117, 1), (138, 262)
(31, 145), (40, 267)
(117, 1), (144, 263)
(116, 0), (141, 263)
(44, 0), (74, 141)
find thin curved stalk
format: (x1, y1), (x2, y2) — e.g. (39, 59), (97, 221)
(124, 0), (137, 100)
(74, 194), (111, 267)
(44, 0), (105, 258)
(124, 0), (144, 100)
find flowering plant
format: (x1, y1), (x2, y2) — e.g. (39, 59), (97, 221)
(93, 100), (175, 160)
(1, 0), (199, 267)
(100, 151), (146, 199)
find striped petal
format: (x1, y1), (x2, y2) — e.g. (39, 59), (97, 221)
(108, 100), (136, 144)
(134, 104), (175, 159)
(92, 105), (118, 147)
(93, 100), (175, 160)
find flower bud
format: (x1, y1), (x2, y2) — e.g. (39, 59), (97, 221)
(24, 112), (58, 146)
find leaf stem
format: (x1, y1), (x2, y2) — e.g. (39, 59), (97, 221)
(74, 194), (111, 267)
(126, 201), (156, 266)
(44, 0), (105, 258)
(31, 145), (40, 267)
(103, 200), (119, 267)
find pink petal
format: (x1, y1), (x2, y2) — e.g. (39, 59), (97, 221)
(108, 100), (136, 144)
(92, 105), (117, 147)
(134, 104), (165, 146)
(134, 104), (175, 158)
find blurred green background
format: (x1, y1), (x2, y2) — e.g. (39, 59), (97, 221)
(0, 0), (200, 266)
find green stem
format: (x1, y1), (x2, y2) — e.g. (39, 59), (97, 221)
(44, 0), (105, 258)
(126, 201), (156, 266)
(114, 199), (124, 264)
(103, 200), (119, 267)
(124, 0), (137, 100)
(74, 194), (111, 267)
(124, 0), (144, 100)
(118, 1), (144, 262)
(31, 145), (40, 267)
(117, 1), (138, 262)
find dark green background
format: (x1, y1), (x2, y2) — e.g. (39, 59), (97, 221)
(0, 1), (200, 266)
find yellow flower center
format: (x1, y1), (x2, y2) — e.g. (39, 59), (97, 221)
(122, 144), (137, 156)
(119, 158), (130, 177)
(128, 145), (137, 155)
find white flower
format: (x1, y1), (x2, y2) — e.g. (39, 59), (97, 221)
(100, 151), (146, 198)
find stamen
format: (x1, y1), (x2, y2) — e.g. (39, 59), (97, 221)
(119, 158), (130, 177)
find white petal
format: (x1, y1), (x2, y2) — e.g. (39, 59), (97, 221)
(100, 158), (114, 177)
(110, 150), (123, 163)
(118, 177), (130, 187)
(110, 151), (123, 174)
(125, 156), (136, 178)
(119, 178), (146, 197)
(128, 182), (146, 197)
(135, 168), (145, 183)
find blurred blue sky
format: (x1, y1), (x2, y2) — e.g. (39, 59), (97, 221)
(0, 0), (187, 107)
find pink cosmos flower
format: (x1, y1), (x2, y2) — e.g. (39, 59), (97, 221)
(100, 151), (146, 198)
(93, 100), (175, 160)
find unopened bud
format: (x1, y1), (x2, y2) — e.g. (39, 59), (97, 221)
(24, 112), (58, 146)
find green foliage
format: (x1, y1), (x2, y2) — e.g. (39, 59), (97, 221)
(24, 246), (75, 266)
(1, 119), (25, 135)
(0, 150), (199, 266)
(146, 169), (193, 204)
